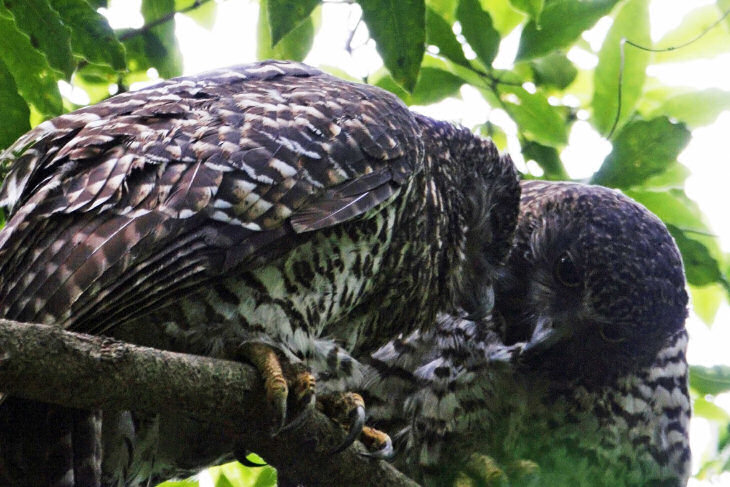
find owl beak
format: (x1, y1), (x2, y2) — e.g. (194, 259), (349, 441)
(522, 316), (565, 354)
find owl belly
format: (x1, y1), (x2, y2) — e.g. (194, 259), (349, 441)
(113, 206), (397, 360)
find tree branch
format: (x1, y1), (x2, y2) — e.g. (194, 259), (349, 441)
(0, 319), (418, 487)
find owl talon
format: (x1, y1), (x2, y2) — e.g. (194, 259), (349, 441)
(238, 342), (293, 433)
(275, 366), (317, 436)
(317, 392), (392, 457)
(328, 403), (365, 455)
(359, 426), (394, 460)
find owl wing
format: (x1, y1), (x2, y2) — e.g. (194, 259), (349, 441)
(0, 60), (423, 333)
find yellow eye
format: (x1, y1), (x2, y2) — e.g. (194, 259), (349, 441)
(554, 252), (581, 288)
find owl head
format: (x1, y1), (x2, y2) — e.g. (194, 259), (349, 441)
(494, 180), (688, 386)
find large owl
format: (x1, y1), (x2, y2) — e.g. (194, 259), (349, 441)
(0, 61), (520, 486)
(92, 180), (691, 487)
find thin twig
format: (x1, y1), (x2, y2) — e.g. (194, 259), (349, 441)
(606, 7), (730, 139)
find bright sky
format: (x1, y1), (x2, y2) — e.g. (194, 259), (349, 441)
(100, 1), (730, 483)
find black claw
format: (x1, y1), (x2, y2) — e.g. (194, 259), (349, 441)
(268, 395), (289, 437)
(360, 436), (395, 461)
(328, 404), (365, 455)
(274, 405), (313, 436)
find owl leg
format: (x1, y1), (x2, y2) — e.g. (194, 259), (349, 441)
(239, 342), (316, 432)
(317, 392), (394, 459)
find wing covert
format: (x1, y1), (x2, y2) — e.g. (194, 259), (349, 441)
(0, 60), (424, 329)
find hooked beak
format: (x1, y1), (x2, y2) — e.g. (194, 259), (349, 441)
(488, 316), (567, 364)
(522, 316), (565, 354)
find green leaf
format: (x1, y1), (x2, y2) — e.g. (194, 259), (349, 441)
(0, 58), (30, 149)
(509, 0), (543, 21)
(650, 89), (730, 129)
(426, 0), (455, 22)
(480, 0), (524, 35)
(499, 85), (568, 146)
(592, 0), (651, 136)
(251, 467), (278, 487)
(142, 0), (182, 78)
(479, 122), (507, 151)
(456, 0), (500, 66)
(213, 473), (236, 487)
(411, 67), (464, 105)
(0, 4), (63, 117)
(516, 0), (618, 60)
(669, 225), (723, 287)
(123, 0), (183, 79)
(357, 0), (425, 92)
(722, 0), (730, 29)
(522, 140), (569, 180)
(257, 0), (315, 61)
(156, 477), (199, 487)
(176, 0), (217, 30)
(267, 0), (319, 46)
(529, 52), (577, 90)
(208, 460), (277, 487)
(691, 365), (730, 396)
(692, 395), (730, 422)
(2, 0), (75, 78)
(72, 62), (118, 104)
(373, 65), (464, 106)
(426, 7), (469, 67)
(591, 117), (690, 189)
(640, 162), (690, 190)
(691, 283), (724, 325)
(49, 0), (126, 70)
(653, 5), (730, 63)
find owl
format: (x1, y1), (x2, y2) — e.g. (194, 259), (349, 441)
(0, 60), (519, 486)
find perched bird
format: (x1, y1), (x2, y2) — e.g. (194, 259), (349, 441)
(0, 60), (520, 486)
(362, 180), (691, 486)
(91, 180), (691, 487)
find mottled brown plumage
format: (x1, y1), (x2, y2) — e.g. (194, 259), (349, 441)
(0, 60), (520, 486)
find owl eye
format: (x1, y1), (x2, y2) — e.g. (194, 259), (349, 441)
(599, 324), (626, 344)
(554, 252), (581, 288)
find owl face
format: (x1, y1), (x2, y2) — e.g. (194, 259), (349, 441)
(495, 181), (688, 386)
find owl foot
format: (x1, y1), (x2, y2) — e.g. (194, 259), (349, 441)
(239, 342), (315, 434)
(317, 392), (393, 459)
(360, 425), (394, 459)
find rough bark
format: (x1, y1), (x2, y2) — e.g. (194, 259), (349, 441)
(0, 318), (418, 487)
